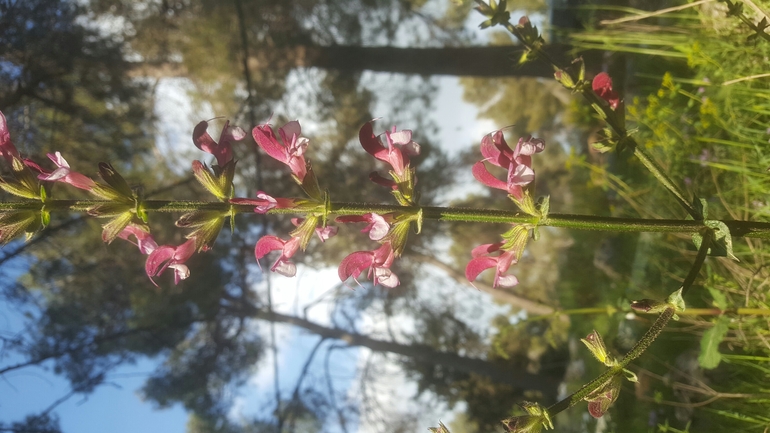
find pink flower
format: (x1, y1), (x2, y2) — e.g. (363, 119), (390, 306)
(472, 132), (544, 199)
(255, 235), (301, 277)
(338, 242), (399, 288)
(118, 224), (159, 255)
(290, 218), (338, 242)
(592, 72), (621, 110)
(335, 213), (392, 241)
(359, 122), (420, 178)
(30, 152), (96, 190)
(230, 192), (296, 214)
(465, 242), (519, 288)
(192, 119), (245, 166)
(145, 238), (197, 286)
(0, 110), (20, 164)
(252, 120), (309, 181)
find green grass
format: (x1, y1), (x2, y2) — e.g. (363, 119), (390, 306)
(559, 1), (770, 431)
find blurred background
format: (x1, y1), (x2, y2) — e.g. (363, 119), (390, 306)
(2, 0), (770, 432)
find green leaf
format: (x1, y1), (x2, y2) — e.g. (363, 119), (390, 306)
(692, 222), (738, 261)
(698, 315), (730, 369)
(706, 286), (727, 310)
(691, 197), (707, 220)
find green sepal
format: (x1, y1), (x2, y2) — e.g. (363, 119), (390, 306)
(622, 368), (638, 383)
(298, 160), (323, 201)
(0, 177), (40, 199)
(98, 162), (133, 198)
(510, 190), (538, 216)
(428, 422), (451, 433)
(554, 69), (575, 89)
(218, 159), (237, 200)
(289, 215), (319, 251)
(187, 218), (225, 252)
(192, 161), (227, 200)
(177, 210), (226, 252)
(591, 141), (613, 154)
(581, 330), (615, 367)
(11, 156), (41, 199)
(385, 220), (411, 257)
(101, 211), (135, 244)
(501, 224), (529, 258)
(0, 211), (39, 244)
(691, 197), (707, 221)
(537, 195), (550, 219)
(667, 287), (686, 321)
(630, 298), (669, 314)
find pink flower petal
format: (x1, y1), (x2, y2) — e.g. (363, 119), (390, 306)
(0, 110), (20, 164)
(362, 213), (390, 241)
(374, 267), (399, 288)
(472, 161), (508, 191)
(465, 256), (498, 283)
(338, 250), (374, 283)
(315, 226), (338, 242)
(508, 162), (535, 187)
(359, 122), (388, 162)
(145, 246), (176, 286)
(252, 125), (289, 164)
(255, 235), (286, 260)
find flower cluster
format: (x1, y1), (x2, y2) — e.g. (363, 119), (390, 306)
(472, 131), (544, 202)
(359, 121), (420, 206)
(250, 119), (420, 289)
(467, 131), (546, 288)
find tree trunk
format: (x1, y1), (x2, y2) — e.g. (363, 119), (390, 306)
(250, 308), (559, 398)
(130, 44), (601, 79)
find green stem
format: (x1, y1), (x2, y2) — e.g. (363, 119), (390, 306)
(547, 307), (675, 415)
(545, 230), (712, 417)
(5, 200), (770, 237)
(499, 14), (699, 219)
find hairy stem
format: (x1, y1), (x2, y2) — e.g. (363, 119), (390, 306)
(544, 231), (713, 417)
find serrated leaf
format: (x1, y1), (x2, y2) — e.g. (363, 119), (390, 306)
(698, 315), (729, 369)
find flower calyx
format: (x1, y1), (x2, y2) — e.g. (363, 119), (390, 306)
(553, 57), (586, 92)
(428, 421), (451, 433)
(631, 287), (685, 320)
(581, 330), (615, 367)
(501, 402), (553, 433)
(585, 374), (622, 418)
(0, 210), (43, 244)
(1, 155), (46, 201)
(176, 210), (227, 252)
(475, 0), (511, 30)
(86, 163), (148, 244)
(192, 159), (236, 201)
(514, 16), (545, 63)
